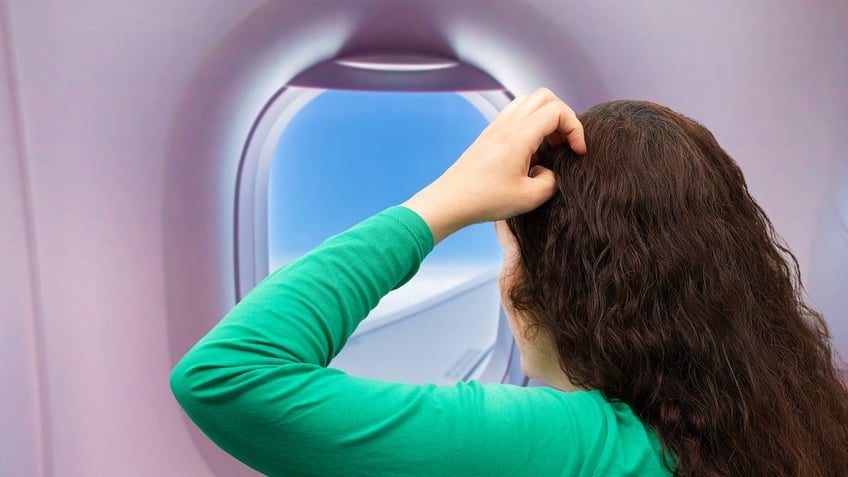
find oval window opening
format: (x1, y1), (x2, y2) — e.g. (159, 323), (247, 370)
(267, 90), (503, 384)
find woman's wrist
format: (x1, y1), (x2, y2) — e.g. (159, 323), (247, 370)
(400, 182), (470, 246)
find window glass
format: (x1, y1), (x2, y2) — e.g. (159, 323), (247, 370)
(268, 90), (502, 324)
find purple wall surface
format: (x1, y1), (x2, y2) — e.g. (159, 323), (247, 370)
(1, 1), (845, 476)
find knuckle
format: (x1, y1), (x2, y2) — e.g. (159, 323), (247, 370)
(536, 87), (555, 101)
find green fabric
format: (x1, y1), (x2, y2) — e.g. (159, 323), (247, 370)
(171, 206), (671, 476)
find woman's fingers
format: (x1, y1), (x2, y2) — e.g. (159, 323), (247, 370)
(503, 88), (585, 155)
(523, 165), (558, 208)
(499, 93), (528, 117)
(555, 102), (586, 154)
(527, 99), (586, 154)
(510, 88), (558, 120)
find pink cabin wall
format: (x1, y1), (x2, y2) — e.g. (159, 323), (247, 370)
(0, 2), (44, 474)
(0, 1), (845, 476)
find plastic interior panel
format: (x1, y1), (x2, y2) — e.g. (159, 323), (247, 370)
(236, 85), (527, 386)
(330, 272), (502, 384)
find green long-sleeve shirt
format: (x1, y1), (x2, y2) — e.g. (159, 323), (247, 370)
(170, 206), (671, 476)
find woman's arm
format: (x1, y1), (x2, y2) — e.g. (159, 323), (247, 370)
(170, 89), (604, 476)
(170, 207), (607, 476)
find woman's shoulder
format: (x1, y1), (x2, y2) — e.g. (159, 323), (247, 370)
(469, 383), (671, 476)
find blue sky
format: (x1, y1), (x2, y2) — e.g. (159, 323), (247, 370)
(268, 90), (503, 267)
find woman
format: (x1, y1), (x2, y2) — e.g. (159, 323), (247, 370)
(171, 89), (848, 476)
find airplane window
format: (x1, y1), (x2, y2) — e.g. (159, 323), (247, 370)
(267, 90), (504, 384)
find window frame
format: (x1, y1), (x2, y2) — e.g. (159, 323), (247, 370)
(233, 67), (525, 384)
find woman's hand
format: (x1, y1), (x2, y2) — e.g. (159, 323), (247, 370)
(402, 88), (585, 244)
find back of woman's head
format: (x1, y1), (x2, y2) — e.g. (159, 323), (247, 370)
(507, 100), (848, 477)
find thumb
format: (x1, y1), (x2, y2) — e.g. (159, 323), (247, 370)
(522, 165), (558, 209)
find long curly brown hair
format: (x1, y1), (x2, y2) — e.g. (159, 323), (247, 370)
(507, 100), (848, 476)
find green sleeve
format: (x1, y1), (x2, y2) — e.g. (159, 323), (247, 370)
(170, 206), (667, 476)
